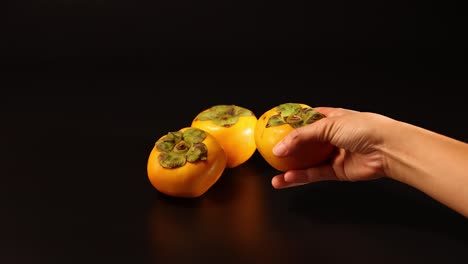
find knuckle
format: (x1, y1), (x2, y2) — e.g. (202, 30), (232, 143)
(286, 128), (302, 143)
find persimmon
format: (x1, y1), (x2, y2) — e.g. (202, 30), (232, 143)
(191, 105), (257, 168)
(254, 102), (334, 172)
(147, 127), (227, 198)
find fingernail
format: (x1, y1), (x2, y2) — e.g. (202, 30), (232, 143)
(283, 172), (293, 182)
(272, 141), (287, 156)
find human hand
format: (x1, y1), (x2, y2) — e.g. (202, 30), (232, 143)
(271, 107), (394, 189)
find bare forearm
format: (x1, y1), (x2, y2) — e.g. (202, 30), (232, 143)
(381, 120), (468, 217)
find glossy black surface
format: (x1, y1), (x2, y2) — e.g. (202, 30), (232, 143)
(2, 1), (468, 263)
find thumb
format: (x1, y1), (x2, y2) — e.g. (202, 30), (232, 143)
(272, 117), (334, 157)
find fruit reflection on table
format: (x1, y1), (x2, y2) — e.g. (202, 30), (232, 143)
(147, 163), (284, 262)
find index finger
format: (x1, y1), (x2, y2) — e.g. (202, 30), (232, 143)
(312, 106), (359, 118)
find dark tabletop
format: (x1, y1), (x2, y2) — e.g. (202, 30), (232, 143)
(2, 1), (468, 264)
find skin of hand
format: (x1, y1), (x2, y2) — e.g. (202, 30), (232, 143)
(272, 107), (468, 218)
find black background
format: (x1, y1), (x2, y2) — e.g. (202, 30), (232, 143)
(2, 1), (467, 264)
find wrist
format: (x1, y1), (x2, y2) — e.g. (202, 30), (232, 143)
(377, 118), (415, 183)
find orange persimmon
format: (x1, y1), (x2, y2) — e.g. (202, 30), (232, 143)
(191, 105), (257, 168)
(147, 127), (227, 198)
(254, 102), (334, 172)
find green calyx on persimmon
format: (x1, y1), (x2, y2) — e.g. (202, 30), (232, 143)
(155, 128), (208, 168)
(266, 103), (325, 128)
(193, 105), (254, 127)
